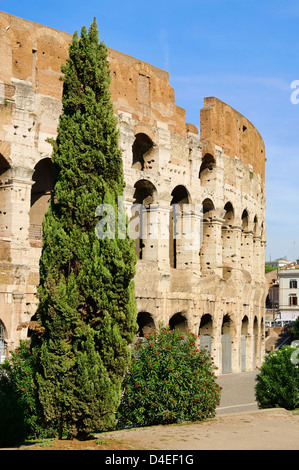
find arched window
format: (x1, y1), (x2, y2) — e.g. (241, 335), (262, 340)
(131, 179), (157, 259)
(29, 158), (54, 239)
(0, 154), (11, 237)
(241, 209), (249, 231)
(241, 315), (249, 371)
(0, 320), (5, 363)
(200, 198), (215, 272)
(199, 153), (215, 184)
(169, 185), (190, 268)
(222, 314), (232, 373)
(222, 202), (235, 269)
(137, 312), (156, 337)
(169, 312), (188, 331)
(132, 133), (154, 170)
(199, 314), (213, 353)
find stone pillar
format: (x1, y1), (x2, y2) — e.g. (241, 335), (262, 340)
(201, 217), (223, 276)
(222, 225), (241, 274)
(6, 166), (33, 265)
(241, 230), (253, 275)
(253, 235), (262, 282)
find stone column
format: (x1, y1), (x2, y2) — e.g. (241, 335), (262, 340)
(222, 225), (242, 274)
(241, 230), (254, 275)
(6, 166), (33, 265)
(201, 217), (223, 276)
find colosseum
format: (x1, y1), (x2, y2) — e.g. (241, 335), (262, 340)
(0, 11), (267, 374)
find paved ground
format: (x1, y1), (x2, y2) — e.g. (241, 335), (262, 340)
(102, 371), (299, 450)
(216, 370), (259, 415)
(102, 408), (299, 450)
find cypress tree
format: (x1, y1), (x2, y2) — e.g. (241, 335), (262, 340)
(31, 19), (137, 439)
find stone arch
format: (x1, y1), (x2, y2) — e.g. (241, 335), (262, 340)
(132, 133), (154, 170)
(0, 319), (6, 363)
(200, 198), (216, 273)
(169, 312), (188, 331)
(222, 202), (235, 269)
(199, 313), (213, 353)
(29, 157), (54, 239)
(223, 202), (234, 227)
(241, 315), (249, 371)
(221, 314), (233, 373)
(241, 209), (252, 272)
(137, 311), (156, 337)
(131, 179), (157, 259)
(253, 215), (258, 236)
(241, 209), (249, 231)
(169, 185), (190, 269)
(199, 153), (216, 184)
(0, 154), (11, 237)
(253, 316), (259, 369)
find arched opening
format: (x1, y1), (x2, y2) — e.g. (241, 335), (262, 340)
(221, 314), (232, 373)
(0, 320), (6, 363)
(132, 133), (154, 171)
(223, 202), (234, 227)
(241, 209), (249, 231)
(137, 312), (156, 337)
(241, 315), (249, 371)
(222, 202), (235, 269)
(199, 153), (215, 184)
(169, 185), (190, 268)
(253, 316), (258, 369)
(200, 198), (215, 273)
(241, 209), (251, 271)
(253, 215), (258, 236)
(0, 154), (11, 237)
(131, 179), (157, 259)
(169, 312), (188, 331)
(199, 314), (213, 353)
(29, 158), (54, 239)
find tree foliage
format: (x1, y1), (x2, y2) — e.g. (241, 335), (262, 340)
(117, 327), (221, 428)
(31, 19), (137, 439)
(255, 345), (299, 410)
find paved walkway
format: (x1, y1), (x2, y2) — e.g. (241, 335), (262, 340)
(216, 370), (259, 415)
(102, 370), (299, 450)
(102, 408), (299, 450)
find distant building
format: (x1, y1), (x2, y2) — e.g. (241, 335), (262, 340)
(278, 267), (299, 321)
(265, 256), (292, 268)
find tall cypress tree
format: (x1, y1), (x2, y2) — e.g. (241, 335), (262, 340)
(31, 19), (137, 439)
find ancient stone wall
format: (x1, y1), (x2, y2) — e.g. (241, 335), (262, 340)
(0, 11), (267, 373)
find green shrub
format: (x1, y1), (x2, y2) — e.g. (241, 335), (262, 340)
(117, 327), (221, 428)
(0, 340), (56, 446)
(255, 343), (299, 410)
(0, 372), (26, 447)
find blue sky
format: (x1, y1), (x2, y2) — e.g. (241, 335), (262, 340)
(1, 0), (299, 261)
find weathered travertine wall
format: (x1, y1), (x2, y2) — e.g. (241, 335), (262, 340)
(0, 11), (267, 373)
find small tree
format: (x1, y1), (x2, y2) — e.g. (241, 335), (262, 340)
(31, 19), (137, 439)
(0, 341), (56, 446)
(290, 317), (299, 341)
(255, 345), (299, 410)
(117, 327), (221, 428)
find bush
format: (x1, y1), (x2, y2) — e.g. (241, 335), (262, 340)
(117, 327), (221, 428)
(0, 340), (56, 447)
(255, 344), (299, 410)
